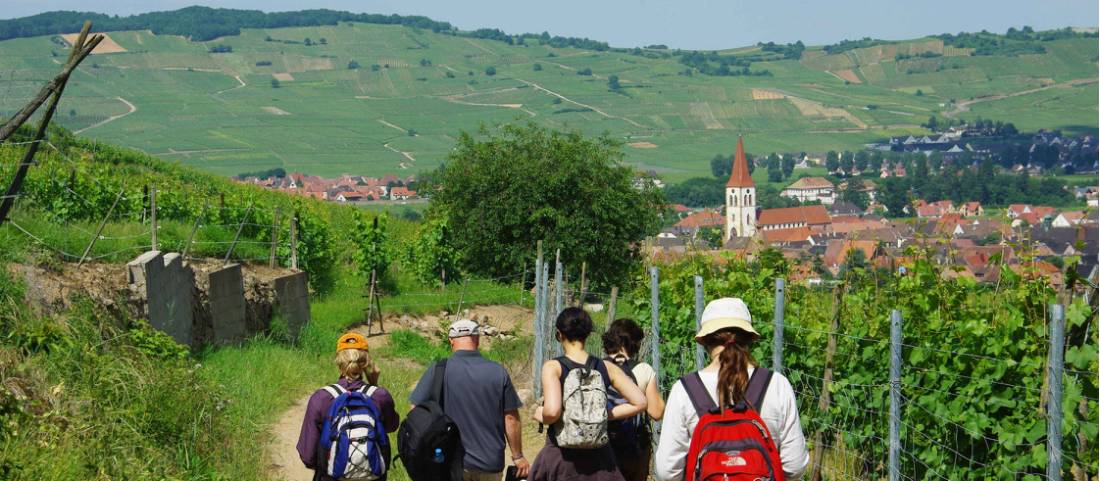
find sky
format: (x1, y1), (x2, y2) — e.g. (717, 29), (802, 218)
(2, 0), (1098, 50)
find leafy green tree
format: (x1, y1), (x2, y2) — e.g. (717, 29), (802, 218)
(767, 164), (782, 182)
(270, 78), (280, 88)
(347, 60), (360, 69)
(710, 154), (731, 178)
(840, 151), (854, 174)
(854, 151), (869, 172)
(485, 66), (497, 76)
(607, 75), (621, 90)
(533, 63), (542, 71)
(841, 179), (870, 210)
(880, 177), (911, 216)
(666, 177), (724, 207)
(781, 155), (795, 179)
(427, 123), (664, 286)
(304, 37), (312, 46)
(826, 151), (839, 172)
(699, 226), (723, 249)
(577, 67), (593, 76)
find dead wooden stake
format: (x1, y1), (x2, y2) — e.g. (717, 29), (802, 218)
(809, 285), (844, 481)
(78, 187), (125, 266)
(269, 208), (281, 268)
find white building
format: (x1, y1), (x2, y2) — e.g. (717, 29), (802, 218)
(781, 177), (836, 205)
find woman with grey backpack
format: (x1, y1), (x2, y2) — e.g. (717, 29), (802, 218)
(529, 307), (648, 481)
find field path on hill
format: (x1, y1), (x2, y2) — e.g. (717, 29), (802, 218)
(516, 79), (646, 128)
(74, 97), (136, 135)
(214, 75), (247, 95)
(944, 77), (1097, 118)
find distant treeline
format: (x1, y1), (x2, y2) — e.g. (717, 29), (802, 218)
(0, 6), (610, 52)
(821, 27), (1096, 59)
(235, 167), (286, 180)
(0, 7), (454, 42)
(675, 50), (777, 77)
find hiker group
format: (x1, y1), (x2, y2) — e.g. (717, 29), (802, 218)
(297, 297), (809, 481)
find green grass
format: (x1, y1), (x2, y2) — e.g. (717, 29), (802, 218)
(0, 26), (1093, 184)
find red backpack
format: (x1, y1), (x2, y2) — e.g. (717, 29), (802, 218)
(680, 367), (785, 481)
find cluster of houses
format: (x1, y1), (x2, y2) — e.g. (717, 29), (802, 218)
(237, 172), (420, 203)
(654, 138), (1098, 286)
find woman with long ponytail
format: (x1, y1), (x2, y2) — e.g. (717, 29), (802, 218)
(653, 298), (809, 480)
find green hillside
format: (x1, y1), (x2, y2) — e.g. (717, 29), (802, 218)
(0, 22), (1096, 181)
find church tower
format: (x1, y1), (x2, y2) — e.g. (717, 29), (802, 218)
(725, 136), (756, 241)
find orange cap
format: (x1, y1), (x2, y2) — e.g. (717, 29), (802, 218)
(336, 332), (368, 352)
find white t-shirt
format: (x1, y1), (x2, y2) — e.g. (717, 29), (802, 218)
(632, 361), (655, 392)
(653, 368), (810, 480)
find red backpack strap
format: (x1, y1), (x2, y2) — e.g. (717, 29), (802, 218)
(745, 367), (774, 412)
(679, 372), (717, 417)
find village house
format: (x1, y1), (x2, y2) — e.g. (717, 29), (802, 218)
(390, 186), (418, 200)
(960, 201), (984, 217)
(781, 177), (836, 205)
(757, 205), (831, 231)
(1052, 211), (1088, 227)
(671, 210), (724, 237)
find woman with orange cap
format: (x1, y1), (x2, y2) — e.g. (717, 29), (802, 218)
(297, 332), (400, 480)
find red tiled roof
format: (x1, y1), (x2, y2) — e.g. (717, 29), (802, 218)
(675, 210), (724, 229)
(758, 205), (830, 227)
(391, 186), (417, 197)
(726, 136), (755, 188)
(763, 227), (812, 244)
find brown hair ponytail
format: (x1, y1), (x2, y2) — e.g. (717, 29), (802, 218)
(701, 328), (757, 408)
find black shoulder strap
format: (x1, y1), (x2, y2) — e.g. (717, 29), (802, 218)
(591, 356), (611, 389)
(606, 357), (639, 384)
(430, 359), (448, 410)
(680, 372), (717, 416)
(745, 367), (774, 412)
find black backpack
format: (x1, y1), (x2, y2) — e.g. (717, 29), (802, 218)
(397, 360), (464, 481)
(604, 357), (650, 453)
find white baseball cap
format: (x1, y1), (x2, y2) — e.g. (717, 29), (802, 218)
(695, 297), (758, 340)
(448, 319), (480, 338)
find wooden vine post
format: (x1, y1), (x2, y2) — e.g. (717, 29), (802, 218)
(809, 284), (844, 481)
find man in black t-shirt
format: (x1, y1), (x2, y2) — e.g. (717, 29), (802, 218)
(409, 319), (530, 481)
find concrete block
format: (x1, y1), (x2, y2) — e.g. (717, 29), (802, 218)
(208, 264), (247, 345)
(128, 250), (195, 347)
(274, 271), (310, 341)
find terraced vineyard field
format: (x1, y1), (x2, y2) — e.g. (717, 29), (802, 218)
(0, 23), (1095, 181)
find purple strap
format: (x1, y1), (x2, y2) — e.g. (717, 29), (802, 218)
(680, 367), (774, 416)
(745, 367), (773, 412)
(680, 373), (716, 416)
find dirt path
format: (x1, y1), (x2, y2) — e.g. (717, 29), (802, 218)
(516, 79), (646, 128)
(944, 78), (1097, 118)
(74, 97), (136, 134)
(214, 75), (247, 95)
(270, 394), (314, 481)
(383, 142), (416, 168)
(269, 306), (538, 481)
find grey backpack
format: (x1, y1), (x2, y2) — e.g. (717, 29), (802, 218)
(552, 356), (610, 449)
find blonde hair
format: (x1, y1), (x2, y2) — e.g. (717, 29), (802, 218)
(335, 348), (375, 380)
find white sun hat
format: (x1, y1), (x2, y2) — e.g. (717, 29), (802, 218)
(695, 297), (758, 340)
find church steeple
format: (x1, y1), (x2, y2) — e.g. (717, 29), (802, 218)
(724, 135), (757, 241)
(726, 136), (754, 188)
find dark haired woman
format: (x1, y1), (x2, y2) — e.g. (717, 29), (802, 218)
(601, 318), (666, 481)
(529, 307), (647, 481)
(653, 298), (808, 480)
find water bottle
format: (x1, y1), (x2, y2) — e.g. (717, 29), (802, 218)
(432, 447), (444, 464)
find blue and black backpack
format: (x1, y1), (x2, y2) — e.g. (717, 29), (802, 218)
(605, 357), (651, 454)
(318, 384), (389, 481)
